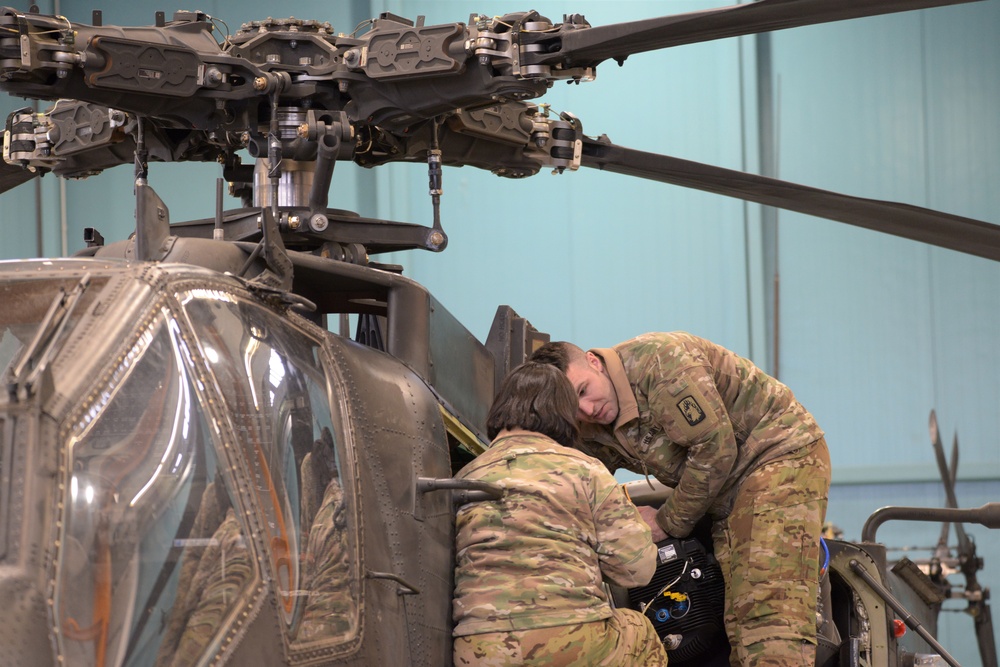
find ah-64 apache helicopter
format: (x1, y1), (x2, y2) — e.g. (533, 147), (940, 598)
(1, 1), (998, 666)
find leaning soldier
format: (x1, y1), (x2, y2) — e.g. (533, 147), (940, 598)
(531, 333), (831, 667)
(452, 361), (669, 666)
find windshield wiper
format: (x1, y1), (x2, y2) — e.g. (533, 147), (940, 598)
(6, 273), (91, 401)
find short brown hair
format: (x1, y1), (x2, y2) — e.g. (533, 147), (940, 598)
(528, 341), (586, 373)
(486, 362), (579, 445)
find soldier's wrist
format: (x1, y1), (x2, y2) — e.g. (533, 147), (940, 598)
(654, 504), (674, 535)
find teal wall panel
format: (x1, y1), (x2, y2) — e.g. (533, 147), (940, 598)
(771, 2), (1000, 483)
(766, 6), (1000, 659)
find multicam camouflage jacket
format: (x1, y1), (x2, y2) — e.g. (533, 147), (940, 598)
(452, 430), (655, 637)
(580, 332), (825, 538)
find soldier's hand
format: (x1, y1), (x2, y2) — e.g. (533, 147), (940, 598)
(636, 504), (668, 542)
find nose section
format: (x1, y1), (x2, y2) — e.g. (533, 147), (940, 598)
(1, 412), (58, 667)
(0, 575), (56, 666)
(578, 399), (598, 423)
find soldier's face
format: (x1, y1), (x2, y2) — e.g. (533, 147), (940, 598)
(565, 352), (619, 425)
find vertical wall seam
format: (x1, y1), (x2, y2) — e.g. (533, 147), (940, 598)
(755, 32), (779, 377)
(739, 33), (754, 360)
(918, 11), (940, 411)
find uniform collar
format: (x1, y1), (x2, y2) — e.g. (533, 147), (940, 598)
(490, 427), (539, 445)
(591, 346), (639, 431)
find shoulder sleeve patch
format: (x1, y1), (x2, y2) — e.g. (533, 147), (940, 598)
(660, 378), (718, 441)
(677, 395), (706, 426)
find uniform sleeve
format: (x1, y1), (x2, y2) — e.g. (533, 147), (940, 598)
(589, 464), (657, 587)
(648, 367), (738, 537)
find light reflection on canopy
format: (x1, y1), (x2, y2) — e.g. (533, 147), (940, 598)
(129, 318), (192, 508)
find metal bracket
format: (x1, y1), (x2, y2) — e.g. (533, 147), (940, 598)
(366, 570), (420, 596)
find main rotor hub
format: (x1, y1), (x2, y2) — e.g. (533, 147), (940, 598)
(234, 17), (335, 41)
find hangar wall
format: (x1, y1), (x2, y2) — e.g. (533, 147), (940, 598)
(373, 7), (1000, 660)
(1, 0), (998, 662)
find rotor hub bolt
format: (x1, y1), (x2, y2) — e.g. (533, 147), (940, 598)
(310, 213), (329, 232)
(343, 49), (361, 68)
(253, 76), (268, 91)
(204, 67), (224, 85)
(288, 215), (301, 230)
(690, 568), (702, 579)
(428, 231), (445, 247)
(297, 123), (310, 139)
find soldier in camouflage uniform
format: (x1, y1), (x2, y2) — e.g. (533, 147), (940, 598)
(531, 333), (831, 667)
(452, 362), (669, 666)
(156, 493), (253, 667)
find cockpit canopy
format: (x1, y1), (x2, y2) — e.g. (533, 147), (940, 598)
(1, 261), (363, 666)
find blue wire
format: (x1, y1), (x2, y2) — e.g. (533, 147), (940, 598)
(820, 537), (830, 576)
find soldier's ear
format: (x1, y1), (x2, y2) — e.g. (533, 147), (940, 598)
(585, 351), (604, 373)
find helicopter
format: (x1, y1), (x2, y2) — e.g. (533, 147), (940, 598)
(1, 1), (999, 666)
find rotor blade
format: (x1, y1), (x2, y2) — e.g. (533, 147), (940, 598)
(580, 136), (1000, 261)
(974, 604), (999, 667)
(930, 411), (952, 552)
(943, 430), (994, 667)
(0, 161), (39, 195)
(949, 431), (971, 551)
(949, 431), (959, 497)
(529, 0), (981, 69)
(929, 411), (972, 554)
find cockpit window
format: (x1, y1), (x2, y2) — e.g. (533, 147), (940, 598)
(180, 290), (360, 650)
(57, 308), (257, 667)
(0, 276), (107, 381)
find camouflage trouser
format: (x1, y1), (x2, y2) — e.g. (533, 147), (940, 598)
(453, 607), (668, 666)
(712, 437), (831, 667)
